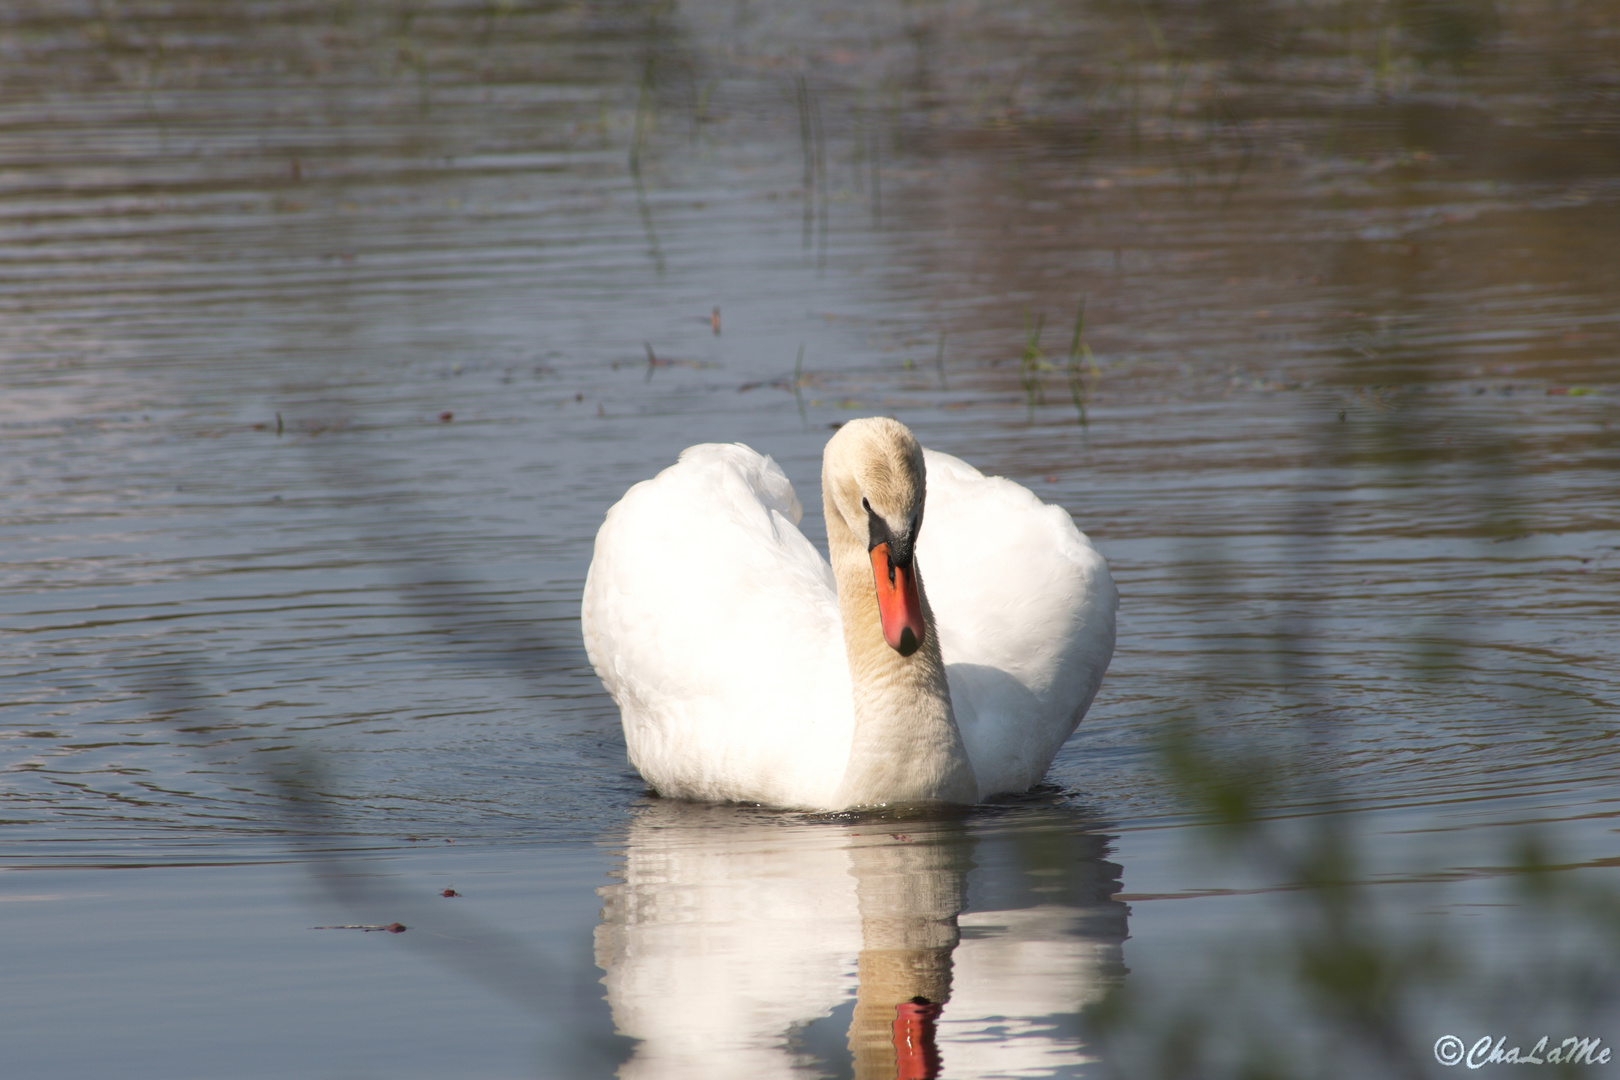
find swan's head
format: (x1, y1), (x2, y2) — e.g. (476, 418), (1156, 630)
(823, 418), (928, 657)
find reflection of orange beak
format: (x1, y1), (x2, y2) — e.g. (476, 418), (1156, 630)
(870, 543), (925, 657)
(893, 997), (942, 1079)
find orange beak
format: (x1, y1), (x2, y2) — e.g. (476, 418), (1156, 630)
(870, 543), (925, 657)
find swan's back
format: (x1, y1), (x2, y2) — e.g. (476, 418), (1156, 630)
(581, 444), (853, 808)
(918, 450), (1117, 795)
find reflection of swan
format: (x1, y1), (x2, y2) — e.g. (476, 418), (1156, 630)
(581, 418), (1116, 810)
(595, 806), (861, 1080)
(940, 905), (1122, 1076)
(595, 802), (1128, 1079)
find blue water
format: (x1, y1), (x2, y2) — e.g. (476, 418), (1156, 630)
(3, 3), (1618, 1076)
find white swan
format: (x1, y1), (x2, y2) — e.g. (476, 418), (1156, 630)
(581, 417), (1116, 810)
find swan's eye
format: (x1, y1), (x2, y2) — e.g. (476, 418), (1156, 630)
(861, 497), (871, 512)
(863, 499), (891, 554)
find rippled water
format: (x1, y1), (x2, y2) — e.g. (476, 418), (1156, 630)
(2, 2), (1617, 1076)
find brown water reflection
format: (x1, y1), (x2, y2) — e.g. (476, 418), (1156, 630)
(1, 1), (1617, 1077)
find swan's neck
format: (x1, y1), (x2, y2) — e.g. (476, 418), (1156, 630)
(826, 503), (977, 808)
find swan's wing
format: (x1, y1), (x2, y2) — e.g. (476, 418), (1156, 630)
(582, 444), (853, 808)
(916, 449), (1117, 795)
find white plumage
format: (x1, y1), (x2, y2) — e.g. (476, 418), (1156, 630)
(581, 425), (1116, 810)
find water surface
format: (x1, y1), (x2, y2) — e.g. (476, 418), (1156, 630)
(2, 2), (1617, 1076)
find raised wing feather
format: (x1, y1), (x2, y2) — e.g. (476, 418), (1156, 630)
(917, 450), (1118, 795)
(582, 444), (853, 808)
